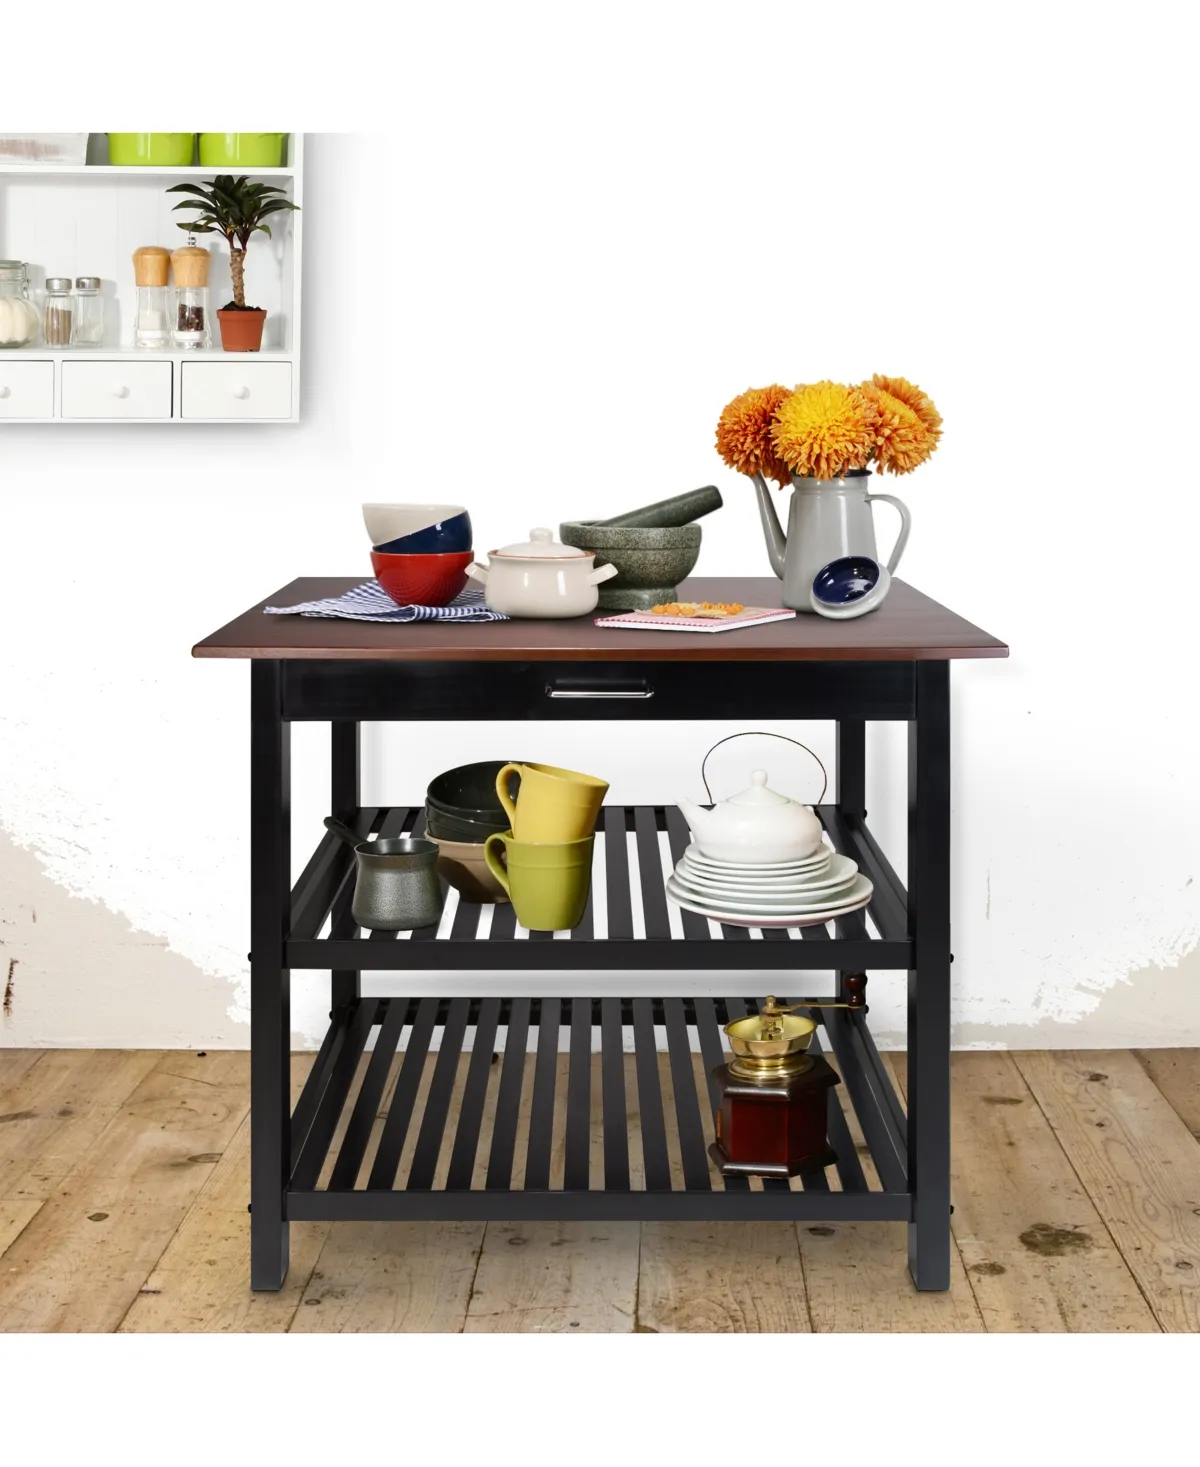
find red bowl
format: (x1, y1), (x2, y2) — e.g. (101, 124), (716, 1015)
(370, 548), (474, 608)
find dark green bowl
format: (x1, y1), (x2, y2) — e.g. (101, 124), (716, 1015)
(559, 521), (702, 609)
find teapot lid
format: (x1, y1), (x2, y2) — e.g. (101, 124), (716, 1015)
(725, 769), (792, 807)
(491, 527), (590, 560)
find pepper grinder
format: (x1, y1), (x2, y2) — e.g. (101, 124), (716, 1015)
(710, 997), (839, 1179)
(171, 240), (211, 349)
(132, 247), (171, 349)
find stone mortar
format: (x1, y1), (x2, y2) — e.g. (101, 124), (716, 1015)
(560, 520), (702, 610)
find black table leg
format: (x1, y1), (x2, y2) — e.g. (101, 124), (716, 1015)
(330, 720), (361, 1012)
(836, 718), (866, 1002)
(251, 661), (292, 1291)
(906, 661), (951, 1290)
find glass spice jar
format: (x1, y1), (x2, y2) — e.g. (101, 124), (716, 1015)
(0, 261), (40, 348)
(171, 244), (211, 349)
(43, 278), (74, 347)
(132, 246), (171, 349)
(72, 276), (104, 346)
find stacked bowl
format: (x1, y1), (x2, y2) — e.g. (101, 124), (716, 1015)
(364, 502), (474, 607)
(666, 840), (873, 929)
(424, 760), (519, 903)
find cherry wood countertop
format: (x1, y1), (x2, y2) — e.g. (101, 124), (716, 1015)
(192, 576), (1008, 663)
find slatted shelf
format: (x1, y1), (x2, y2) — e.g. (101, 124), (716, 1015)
(286, 996), (912, 1224)
(284, 804), (912, 971)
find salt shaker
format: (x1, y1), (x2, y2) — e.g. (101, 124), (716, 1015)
(132, 246), (171, 349)
(72, 277), (104, 346)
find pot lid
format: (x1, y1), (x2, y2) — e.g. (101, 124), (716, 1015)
(490, 526), (590, 560)
(724, 769), (793, 808)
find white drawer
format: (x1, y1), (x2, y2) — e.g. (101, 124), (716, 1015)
(0, 358), (54, 418)
(182, 361), (293, 419)
(61, 360), (172, 419)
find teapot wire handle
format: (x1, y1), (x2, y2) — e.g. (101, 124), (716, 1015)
(700, 731), (829, 806)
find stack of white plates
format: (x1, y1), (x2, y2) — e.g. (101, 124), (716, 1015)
(666, 841), (873, 929)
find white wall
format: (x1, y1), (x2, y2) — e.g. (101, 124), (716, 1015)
(3, 7), (1199, 1048)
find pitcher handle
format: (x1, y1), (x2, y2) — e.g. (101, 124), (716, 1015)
(865, 491), (912, 575)
(494, 763), (521, 828)
(483, 832), (512, 897)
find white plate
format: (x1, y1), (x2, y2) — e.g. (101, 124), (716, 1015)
(676, 851), (858, 897)
(670, 872), (861, 911)
(666, 874), (874, 929)
(667, 871), (870, 916)
(683, 845), (832, 876)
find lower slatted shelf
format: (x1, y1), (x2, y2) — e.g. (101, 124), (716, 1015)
(286, 996), (911, 1223)
(285, 804), (912, 971)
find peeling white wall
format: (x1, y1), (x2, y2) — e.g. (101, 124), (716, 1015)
(3, 19), (1199, 1050)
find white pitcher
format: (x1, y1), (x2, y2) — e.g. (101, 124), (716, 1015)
(754, 469), (911, 612)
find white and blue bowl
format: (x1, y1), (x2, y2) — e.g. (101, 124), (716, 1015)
(810, 554), (891, 620)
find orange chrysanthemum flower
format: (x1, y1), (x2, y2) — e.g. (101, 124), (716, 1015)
(715, 384), (793, 487)
(769, 380), (874, 481)
(859, 374), (942, 475)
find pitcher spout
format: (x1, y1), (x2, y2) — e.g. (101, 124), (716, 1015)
(753, 474), (787, 579)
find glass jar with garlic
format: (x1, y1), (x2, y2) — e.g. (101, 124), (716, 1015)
(0, 261), (39, 348)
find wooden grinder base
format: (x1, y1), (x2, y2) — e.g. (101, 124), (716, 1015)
(709, 1054), (840, 1179)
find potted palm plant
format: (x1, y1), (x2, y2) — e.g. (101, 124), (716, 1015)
(166, 174), (299, 352)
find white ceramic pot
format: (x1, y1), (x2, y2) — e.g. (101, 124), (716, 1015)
(469, 527), (618, 618)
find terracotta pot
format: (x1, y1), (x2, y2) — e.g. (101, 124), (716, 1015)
(217, 308), (266, 353)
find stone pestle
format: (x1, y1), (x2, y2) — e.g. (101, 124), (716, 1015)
(594, 485), (723, 530)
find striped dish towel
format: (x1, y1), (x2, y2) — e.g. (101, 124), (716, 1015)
(264, 581), (510, 623)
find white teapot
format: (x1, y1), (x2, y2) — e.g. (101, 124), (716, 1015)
(678, 768), (824, 865)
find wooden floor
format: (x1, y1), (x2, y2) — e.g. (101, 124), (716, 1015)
(1, 1045), (1198, 1332)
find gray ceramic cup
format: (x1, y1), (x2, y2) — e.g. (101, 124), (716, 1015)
(324, 818), (445, 932)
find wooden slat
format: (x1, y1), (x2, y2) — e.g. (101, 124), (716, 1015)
(631, 999), (671, 1192)
(407, 999), (471, 1189)
(292, 1000), (379, 1190)
(663, 807), (711, 941)
(489, 902), (517, 941)
(290, 1017), (348, 1170)
(692, 998), (748, 1194)
(1015, 1051), (1200, 1332)
(366, 998), (438, 1190)
(524, 999), (561, 1191)
(485, 999), (530, 1189)
(603, 807), (633, 939)
(564, 999), (592, 1190)
(450, 897), (484, 941)
(798, 1028), (842, 1192)
(662, 998), (711, 1191)
(405, 809), (449, 943)
(600, 999), (630, 1191)
(823, 1009), (906, 1192)
(571, 857), (595, 940)
(634, 806), (671, 938)
(818, 805), (907, 942)
(444, 999), (502, 1190)
(290, 806), (379, 940)
(328, 999), (409, 1190)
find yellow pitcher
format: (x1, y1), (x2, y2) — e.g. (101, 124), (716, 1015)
(494, 762), (608, 843)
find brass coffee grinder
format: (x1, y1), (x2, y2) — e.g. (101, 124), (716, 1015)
(710, 997), (839, 1179)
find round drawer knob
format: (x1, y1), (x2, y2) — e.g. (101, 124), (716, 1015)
(110, 384), (130, 399)
(231, 385), (250, 400)
(0, 386), (10, 399)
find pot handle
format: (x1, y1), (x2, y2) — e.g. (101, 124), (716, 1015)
(494, 763), (521, 828)
(483, 832), (512, 897)
(865, 491), (912, 574)
(588, 562), (620, 585)
(700, 732), (828, 806)
(323, 816), (363, 849)
(467, 561), (489, 584)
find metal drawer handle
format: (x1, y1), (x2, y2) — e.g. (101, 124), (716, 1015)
(110, 384), (130, 399)
(0, 386), (10, 399)
(232, 385), (250, 399)
(546, 686), (655, 699)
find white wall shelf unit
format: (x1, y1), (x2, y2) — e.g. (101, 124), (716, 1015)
(0, 133), (303, 424)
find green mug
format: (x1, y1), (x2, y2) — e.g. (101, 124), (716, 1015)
(483, 831), (594, 932)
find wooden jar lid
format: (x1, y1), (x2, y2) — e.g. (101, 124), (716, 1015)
(171, 245), (211, 288)
(132, 246), (171, 287)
